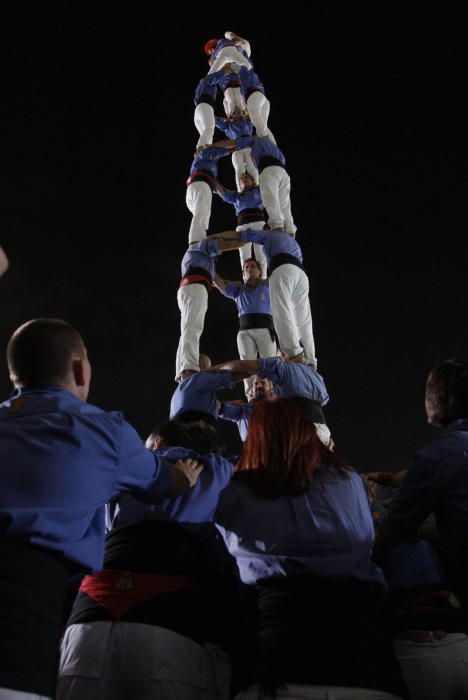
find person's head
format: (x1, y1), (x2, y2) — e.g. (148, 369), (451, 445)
(187, 420), (221, 454)
(243, 258), (262, 283)
(425, 359), (468, 427)
(204, 38), (218, 56)
(199, 354), (212, 371)
(239, 172), (257, 192)
(146, 420), (194, 451)
(7, 318), (91, 401)
(236, 399), (349, 496)
(247, 375), (274, 402)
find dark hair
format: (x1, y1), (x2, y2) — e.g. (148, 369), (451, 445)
(7, 318), (85, 388)
(243, 258), (262, 273)
(147, 420), (194, 450)
(188, 421), (222, 454)
(426, 359), (468, 426)
(235, 399), (350, 497)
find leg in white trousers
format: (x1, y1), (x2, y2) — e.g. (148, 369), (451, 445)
(237, 327), (277, 394)
(176, 284), (208, 377)
(237, 221), (268, 277)
(247, 91), (276, 142)
(186, 181), (212, 243)
(194, 103), (215, 148)
(57, 622), (231, 700)
(269, 265), (316, 364)
(232, 149), (259, 190)
(223, 88), (245, 117)
(259, 166), (296, 234)
(393, 633), (468, 700)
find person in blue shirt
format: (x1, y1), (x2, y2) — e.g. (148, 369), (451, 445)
(208, 229), (317, 367)
(214, 258), (276, 396)
(215, 112), (258, 189)
(59, 419), (235, 700)
(203, 135), (296, 235)
(215, 171), (267, 272)
(215, 399), (401, 694)
(0, 318), (202, 699)
(375, 358), (468, 614)
(171, 353), (235, 424)
(186, 144), (231, 244)
(193, 74), (217, 148)
(205, 31), (252, 76)
(176, 237), (247, 379)
(218, 375), (275, 442)
(238, 65), (275, 142)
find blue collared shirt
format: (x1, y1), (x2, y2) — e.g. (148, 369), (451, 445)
(215, 116), (253, 139)
(170, 371), (234, 419)
(180, 238), (221, 279)
(220, 186), (263, 215)
(189, 146), (230, 178)
(223, 280), (271, 317)
(0, 387), (173, 570)
(239, 229), (303, 267)
(216, 470), (385, 586)
(194, 76), (217, 106)
(258, 358), (329, 404)
(235, 136), (285, 168)
(218, 402), (253, 442)
(238, 66), (265, 98)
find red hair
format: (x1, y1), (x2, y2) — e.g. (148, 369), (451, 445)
(236, 399), (350, 497)
(204, 38), (218, 55)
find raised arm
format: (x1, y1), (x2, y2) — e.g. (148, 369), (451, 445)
(211, 359), (260, 377)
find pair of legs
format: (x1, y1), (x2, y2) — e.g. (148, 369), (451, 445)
(176, 284), (208, 377)
(269, 264), (316, 365)
(247, 91), (275, 142)
(186, 181), (212, 243)
(259, 165), (296, 235)
(237, 327), (277, 395)
(231, 148), (258, 190)
(208, 46), (251, 75)
(223, 87), (245, 117)
(194, 102), (215, 148)
(57, 622), (230, 699)
(236, 221), (268, 276)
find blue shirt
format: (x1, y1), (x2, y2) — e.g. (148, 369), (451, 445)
(223, 281), (271, 317)
(258, 358), (329, 404)
(239, 229), (303, 267)
(383, 419), (468, 549)
(0, 388), (173, 570)
(109, 446), (234, 530)
(238, 66), (265, 98)
(218, 402), (253, 442)
(216, 470), (385, 586)
(180, 238), (221, 279)
(220, 187), (263, 215)
(235, 136), (285, 169)
(189, 146), (230, 179)
(193, 76), (217, 106)
(215, 116), (253, 139)
(170, 371), (234, 419)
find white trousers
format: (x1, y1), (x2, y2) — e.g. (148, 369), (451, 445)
(208, 46), (252, 75)
(194, 103), (215, 148)
(176, 284), (208, 377)
(186, 180), (212, 243)
(235, 685), (401, 699)
(231, 148), (259, 190)
(236, 221), (268, 276)
(393, 633), (468, 700)
(247, 91), (276, 142)
(238, 327), (277, 394)
(57, 622), (230, 700)
(260, 166), (296, 234)
(0, 689), (53, 700)
(223, 88), (245, 118)
(269, 264), (316, 364)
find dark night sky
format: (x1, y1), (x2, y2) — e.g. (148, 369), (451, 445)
(1, 9), (464, 471)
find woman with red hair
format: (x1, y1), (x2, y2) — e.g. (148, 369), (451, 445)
(216, 399), (404, 697)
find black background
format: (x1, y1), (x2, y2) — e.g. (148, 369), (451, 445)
(1, 8), (464, 471)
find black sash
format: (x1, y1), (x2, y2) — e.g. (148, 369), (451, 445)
(258, 155), (285, 173)
(269, 253), (304, 275)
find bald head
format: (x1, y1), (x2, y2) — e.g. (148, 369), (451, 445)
(199, 354), (212, 371)
(7, 319), (91, 399)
